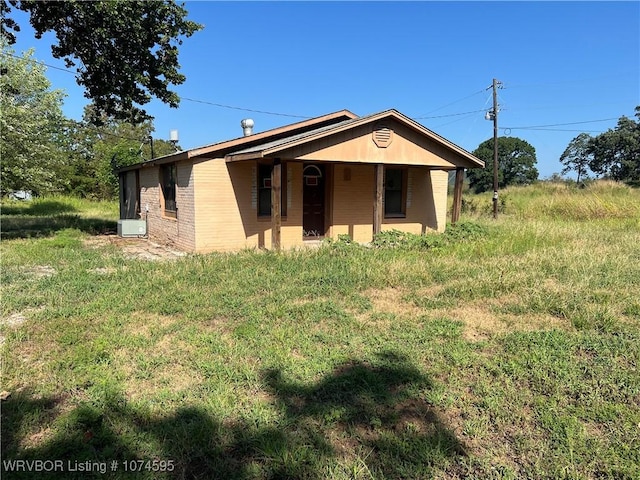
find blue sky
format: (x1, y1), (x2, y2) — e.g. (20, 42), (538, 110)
(10, 1), (640, 179)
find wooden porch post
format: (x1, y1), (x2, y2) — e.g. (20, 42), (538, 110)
(452, 167), (464, 224)
(271, 159), (282, 251)
(373, 164), (384, 238)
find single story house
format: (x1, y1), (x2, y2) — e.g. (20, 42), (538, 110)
(118, 109), (484, 252)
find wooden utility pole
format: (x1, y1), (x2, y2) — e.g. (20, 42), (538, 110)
(491, 78), (500, 219)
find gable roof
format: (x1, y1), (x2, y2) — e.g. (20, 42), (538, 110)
(120, 108), (483, 172)
(225, 109), (484, 168)
(119, 109), (357, 172)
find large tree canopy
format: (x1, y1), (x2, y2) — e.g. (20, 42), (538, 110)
(467, 137), (539, 193)
(64, 104), (182, 199)
(1, 0), (201, 124)
(0, 43), (67, 195)
(588, 107), (640, 186)
(559, 133), (593, 183)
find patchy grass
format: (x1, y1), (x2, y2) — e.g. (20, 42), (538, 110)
(1, 188), (639, 479)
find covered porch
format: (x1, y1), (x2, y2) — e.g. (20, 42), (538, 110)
(224, 109), (477, 250)
(225, 158), (460, 250)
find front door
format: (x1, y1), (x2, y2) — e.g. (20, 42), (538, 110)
(303, 164), (325, 237)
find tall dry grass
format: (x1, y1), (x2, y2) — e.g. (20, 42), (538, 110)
(458, 180), (640, 221)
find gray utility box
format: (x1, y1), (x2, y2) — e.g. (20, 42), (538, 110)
(117, 219), (147, 237)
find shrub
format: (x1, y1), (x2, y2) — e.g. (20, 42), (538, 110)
(371, 222), (487, 250)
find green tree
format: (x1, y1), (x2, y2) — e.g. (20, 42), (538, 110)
(0, 42), (67, 195)
(64, 105), (182, 199)
(1, 0), (202, 124)
(588, 107), (640, 186)
(559, 133), (593, 183)
(467, 137), (539, 193)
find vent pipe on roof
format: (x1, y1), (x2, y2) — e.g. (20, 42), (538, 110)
(241, 118), (254, 136)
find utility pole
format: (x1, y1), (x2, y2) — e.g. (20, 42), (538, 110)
(490, 78), (501, 219)
(484, 79), (502, 218)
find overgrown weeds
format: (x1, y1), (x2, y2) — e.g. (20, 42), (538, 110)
(371, 222), (488, 249)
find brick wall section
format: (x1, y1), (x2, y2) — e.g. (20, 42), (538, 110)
(331, 165), (448, 243)
(430, 169), (449, 232)
(194, 159), (305, 252)
(139, 162), (196, 251)
(383, 167), (448, 234)
(332, 164), (376, 242)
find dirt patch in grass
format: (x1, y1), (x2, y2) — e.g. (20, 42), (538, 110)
(2, 312), (29, 329)
(357, 288), (570, 341)
(0, 307), (44, 346)
(22, 265), (57, 279)
(83, 234), (186, 261)
(88, 267), (119, 275)
(122, 311), (180, 339)
(363, 287), (423, 318)
(444, 301), (572, 342)
(123, 362), (203, 402)
(114, 330), (202, 401)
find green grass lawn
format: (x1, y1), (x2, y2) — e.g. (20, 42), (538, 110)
(1, 183), (639, 479)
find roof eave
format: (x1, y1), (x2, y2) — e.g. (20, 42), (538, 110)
(190, 109), (357, 160)
(225, 151), (265, 162)
(117, 150), (190, 172)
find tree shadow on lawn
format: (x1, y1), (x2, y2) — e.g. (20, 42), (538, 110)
(1, 200), (78, 216)
(2, 352), (466, 479)
(0, 215), (116, 240)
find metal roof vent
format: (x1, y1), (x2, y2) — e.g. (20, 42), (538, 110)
(372, 123), (393, 148)
(241, 118), (254, 136)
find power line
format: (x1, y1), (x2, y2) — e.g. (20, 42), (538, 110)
(180, 97), (311, 119)
(506, 70), (638, 89)
(502, 118), (618, 129)
(503, 127), (605, 133)
(13, 51), (492, 122)
(415, 88), (486, 117)
(6, 53), (312, 119)
(431, 112), (480, 129)
(5, 53), (627, 132)
(414, 109), (488, 120)
(5, 53), (77, 75)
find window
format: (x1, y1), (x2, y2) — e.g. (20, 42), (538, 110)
(258, 164), (272, 216)
(258, 162), (287, 217)
(161, 163), (177, 218)
(384, 168), (407, 217)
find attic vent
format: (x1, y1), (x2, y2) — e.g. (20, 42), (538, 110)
(372, 123), (393, 148)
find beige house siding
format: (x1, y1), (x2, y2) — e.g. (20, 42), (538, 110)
(193, 159), (305, 252)
(382, 167), (446, 235)
(430, 169), (449, 232)
(276, 121), (461, 168)
(331, 164), (448, 243)
(331, 164), (376, 242)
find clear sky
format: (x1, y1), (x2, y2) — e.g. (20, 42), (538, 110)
(10, 1), (640, 179)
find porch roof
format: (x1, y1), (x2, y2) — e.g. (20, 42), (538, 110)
(224, 109), (484, 169)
